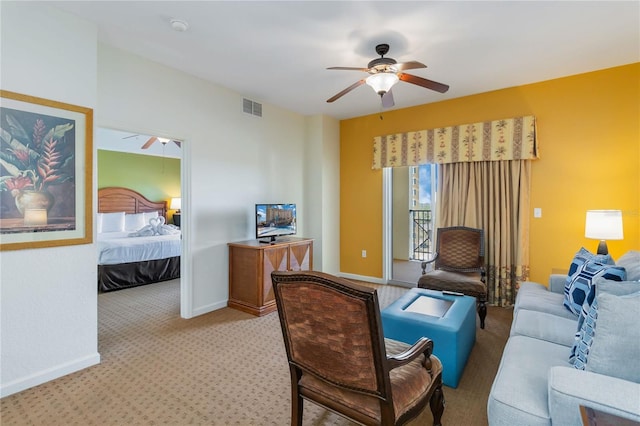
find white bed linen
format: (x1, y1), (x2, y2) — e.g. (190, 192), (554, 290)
(97, 231), (181, 265)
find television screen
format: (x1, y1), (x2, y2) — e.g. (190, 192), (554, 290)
(255, 204), (297, 242)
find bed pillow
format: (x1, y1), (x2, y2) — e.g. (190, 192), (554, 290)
(100, 212), (125, 233)
(125, 213), (146, 232)
(143, 211), (159, 224)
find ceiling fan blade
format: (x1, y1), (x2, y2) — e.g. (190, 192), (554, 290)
(122, 134), (139, 139)
(173, 140), (182, 148)
(398, 73), (450, 93)
(327, 66), (370, 72)
(381, 90), (395, 108)
(394, 61), (427, 71)
(326, 79), (366, 103)
(141, 137), (157, 149)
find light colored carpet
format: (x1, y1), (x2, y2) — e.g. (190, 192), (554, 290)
(1, 278), (511, 425)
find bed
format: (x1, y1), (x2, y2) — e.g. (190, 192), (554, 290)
(97, 187), (181, 292)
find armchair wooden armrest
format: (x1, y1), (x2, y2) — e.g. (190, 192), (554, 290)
(387, 337), (435, 371)
(421, 256), (439, 274)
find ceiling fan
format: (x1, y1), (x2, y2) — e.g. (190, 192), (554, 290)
(123, 134), (182, 149)
(326, 43), (449, 107)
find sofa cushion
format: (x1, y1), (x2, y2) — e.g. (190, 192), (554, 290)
(511, 309), (577, 347)
(563, 261), (626, 316)
(584, 290), (640, 382)
(570, 279), (640, 367)
(616, 250), (640, 281)
(487, 335), (569, 426)
(514, 282), (577, 320)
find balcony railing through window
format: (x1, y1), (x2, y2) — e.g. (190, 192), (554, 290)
(410, 209), (432, 261)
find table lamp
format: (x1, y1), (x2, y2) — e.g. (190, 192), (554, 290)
(170, 197), (181, 226)
(585, 210), (623, 255)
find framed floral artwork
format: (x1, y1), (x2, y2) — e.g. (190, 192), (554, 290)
(0, 90), (93, 250)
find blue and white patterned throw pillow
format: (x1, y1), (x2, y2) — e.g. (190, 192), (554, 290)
(566, 247), (614, 278)
(571, 299), (598, 367)
(563, 260), (624, 316)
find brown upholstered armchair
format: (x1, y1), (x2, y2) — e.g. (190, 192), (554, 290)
(271, 271), (444, 426)
(418, 226), (488, 329)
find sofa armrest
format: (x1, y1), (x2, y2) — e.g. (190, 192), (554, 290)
(548, 366), (640, 424)
(549, 274), (567, 294)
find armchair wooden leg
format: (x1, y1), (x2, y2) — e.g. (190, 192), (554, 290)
(290, 366), (303, 426)
(291, 395), (303, 426)
(478, 300), (487, 329)
(430, 382), (445, 426)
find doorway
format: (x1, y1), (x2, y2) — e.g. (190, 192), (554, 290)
(95, 127), (186, 315)
(384, 165), (437, 286)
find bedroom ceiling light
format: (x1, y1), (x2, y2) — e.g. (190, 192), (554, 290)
(170, 19), (189, 32)
(585, 210), (623, 255)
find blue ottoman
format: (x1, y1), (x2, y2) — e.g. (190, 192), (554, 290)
(381, 288), (476, 388)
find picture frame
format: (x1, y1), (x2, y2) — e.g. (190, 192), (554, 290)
(0, 90), (93, 250)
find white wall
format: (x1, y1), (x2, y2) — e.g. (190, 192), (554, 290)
(97, 44), (319, 316)
(1, 4), (341, 397)
(305, 115), (340, 274)
(0, 3), (100, 397)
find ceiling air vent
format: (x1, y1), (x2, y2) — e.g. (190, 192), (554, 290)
(243, 98), (262, 117)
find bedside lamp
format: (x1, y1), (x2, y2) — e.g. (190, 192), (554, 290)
(585, 210), (623, 255)
(170, 197), (181, 227)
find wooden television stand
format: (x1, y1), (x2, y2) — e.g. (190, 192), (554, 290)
(228, 237), (313, 316)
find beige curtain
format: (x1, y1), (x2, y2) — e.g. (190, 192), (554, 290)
(437, 160), (531, 307)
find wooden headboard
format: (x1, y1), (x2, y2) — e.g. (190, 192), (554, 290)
(98, 187), (167, 221)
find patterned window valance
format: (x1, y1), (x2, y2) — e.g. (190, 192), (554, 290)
(372, 115), (538, 169)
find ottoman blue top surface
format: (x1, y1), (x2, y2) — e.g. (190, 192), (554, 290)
(382, 288), (476, 331)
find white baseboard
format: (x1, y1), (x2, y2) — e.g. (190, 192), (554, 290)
(0, 352), (100, 398)
(191, 299), (227, 317)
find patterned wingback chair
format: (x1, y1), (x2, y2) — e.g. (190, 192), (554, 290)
(418, 226), (488, 329)
(271, 270), (444, 426)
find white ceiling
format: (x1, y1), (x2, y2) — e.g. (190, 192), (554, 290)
(49, 1), (639, 121)
(96, 128), (182, 159)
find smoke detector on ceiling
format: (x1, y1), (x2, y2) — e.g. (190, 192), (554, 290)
(170, 19), (189, 32)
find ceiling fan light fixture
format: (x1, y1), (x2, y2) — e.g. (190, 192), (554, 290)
(366, 73), (399, 96)
(157, 137), (171, 144)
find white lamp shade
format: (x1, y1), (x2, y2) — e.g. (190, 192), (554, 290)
(169, 197), (181, 210)
(585, 210), (623, 240)
(366, 73), (399, 95)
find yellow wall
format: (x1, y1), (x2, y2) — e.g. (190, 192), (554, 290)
(340, 63), (639, 284)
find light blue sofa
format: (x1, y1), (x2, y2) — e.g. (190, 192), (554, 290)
(487, 250), (640, 425)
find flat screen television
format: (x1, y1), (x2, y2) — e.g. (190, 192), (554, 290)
(255, 203), (297, 243)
